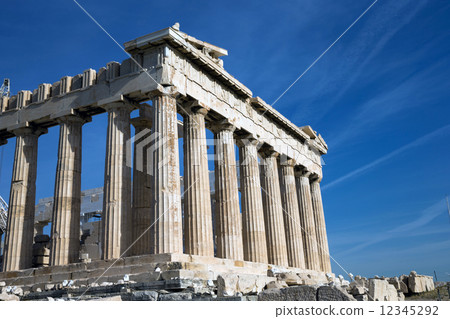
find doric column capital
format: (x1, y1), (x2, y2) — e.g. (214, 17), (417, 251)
(259, 145), (279, 159)
(129, 103), (152, 130)
(102, 102), (133, 114)
(147, 85), (180, 99)
(56, 113), (92, 125)
(181, 100), (210, 117)
(279, 157), (296, 167)
(309, 173), (322, 183)
(235, 133), (259, 148)
(140, 102), (152, 118)
(50, 108), (91, 123)
(209, 119), (236, 134)
(294, 165), (311, 178)
(130, 116), (152, 129)
(8, 122), (47, 137)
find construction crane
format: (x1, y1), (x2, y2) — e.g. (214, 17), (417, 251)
(0, 195), (7, 235)
(0, 78), (10, 97)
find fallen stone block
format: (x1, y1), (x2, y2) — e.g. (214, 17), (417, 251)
(158, 292), (192, 301)
(350, 285), (365, 296)
(368, 279), (399, 301)
(217, 274), (238, 297)
(399, 281), (408, 294)
(266, 280), (288, 289)
(352, 276), (368, 289)
(277, 272), (302, 286)
(254, 276), (273, 293)
(317, 286), (355, 301)
(237, 274), (270, 295)
(0, 293), (20, 301)
(125, 290), (158, 301)
(399, 275), (409, 289)
(258, 286), (317, 301)
(408, 271), (434, 293)
(12, 286), (23, 296)
(236, 274), (257, 295)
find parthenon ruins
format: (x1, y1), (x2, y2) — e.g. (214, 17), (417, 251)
(0, 25), (331, 290)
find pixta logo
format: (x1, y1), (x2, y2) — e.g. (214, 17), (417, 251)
(126, 128), (169, 176)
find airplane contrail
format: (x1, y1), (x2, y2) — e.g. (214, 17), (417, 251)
(322, 124), (450, 191)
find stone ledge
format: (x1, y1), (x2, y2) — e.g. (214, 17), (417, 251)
(0, 253), (330, 295)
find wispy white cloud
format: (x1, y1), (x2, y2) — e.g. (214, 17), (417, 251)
(320, 1), (427, 113)
(322, 124), (450, 191)
(337, 198), (448, 255)
(327, 57), (449, 149)
(289, 0), (426, 124)
(331, 226), (450, 248)
(395, 239), (450, 256)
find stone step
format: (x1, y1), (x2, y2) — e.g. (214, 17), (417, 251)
(0, 253), (329, 295)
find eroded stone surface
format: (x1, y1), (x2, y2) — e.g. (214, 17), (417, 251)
(317, 286), (355, 301)
(408, 271), (434, 293)
(368, 279), (400, 301)
(258, 286), (317, 301)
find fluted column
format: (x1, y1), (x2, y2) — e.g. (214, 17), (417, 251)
(213, 122), (243, 260)
(295, 168), (320, 271)
(259, 150), (288, 266)
(150, 91), (183, 254)
(3, 126), (46, 271)
(131, 105), (152, 256)
(310, 176), (332, 273)
(238, 137), (268, 263)
(183, 104), (214, 256)
(50, 115), (88, 266)
(102, 103), (132, 260)
(279, 159), (306, 269)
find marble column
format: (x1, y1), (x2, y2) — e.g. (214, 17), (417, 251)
(50, 115), (88, 266)
(259, 150), (288, 266)
(183, 104), (214, 256)
(150, 92), (183, 254)
(310, 176), (332, 273)
(238, 137), (268, 263)
(279, 159), (306, 269)
(2, 126), (46, 271)
(102, 103), (132, 260)
(295, 168), (320, 271)
(131, 105), (152, 256)
(213, 122), (243, 260)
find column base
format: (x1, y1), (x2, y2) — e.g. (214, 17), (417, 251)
(0, 253), (334, 290)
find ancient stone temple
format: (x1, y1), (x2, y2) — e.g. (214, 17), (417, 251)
(0, 25), (332, 294)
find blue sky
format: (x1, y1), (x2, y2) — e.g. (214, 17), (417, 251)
(0, 0), (449, 280)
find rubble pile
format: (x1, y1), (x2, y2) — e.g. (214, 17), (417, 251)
(346, 271), (435, 301)
(0, 265), (436, 301)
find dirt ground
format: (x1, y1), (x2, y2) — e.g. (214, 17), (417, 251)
(405, 285), (450, 301)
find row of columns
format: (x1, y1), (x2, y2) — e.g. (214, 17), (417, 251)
(1, 90), (331, 274)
